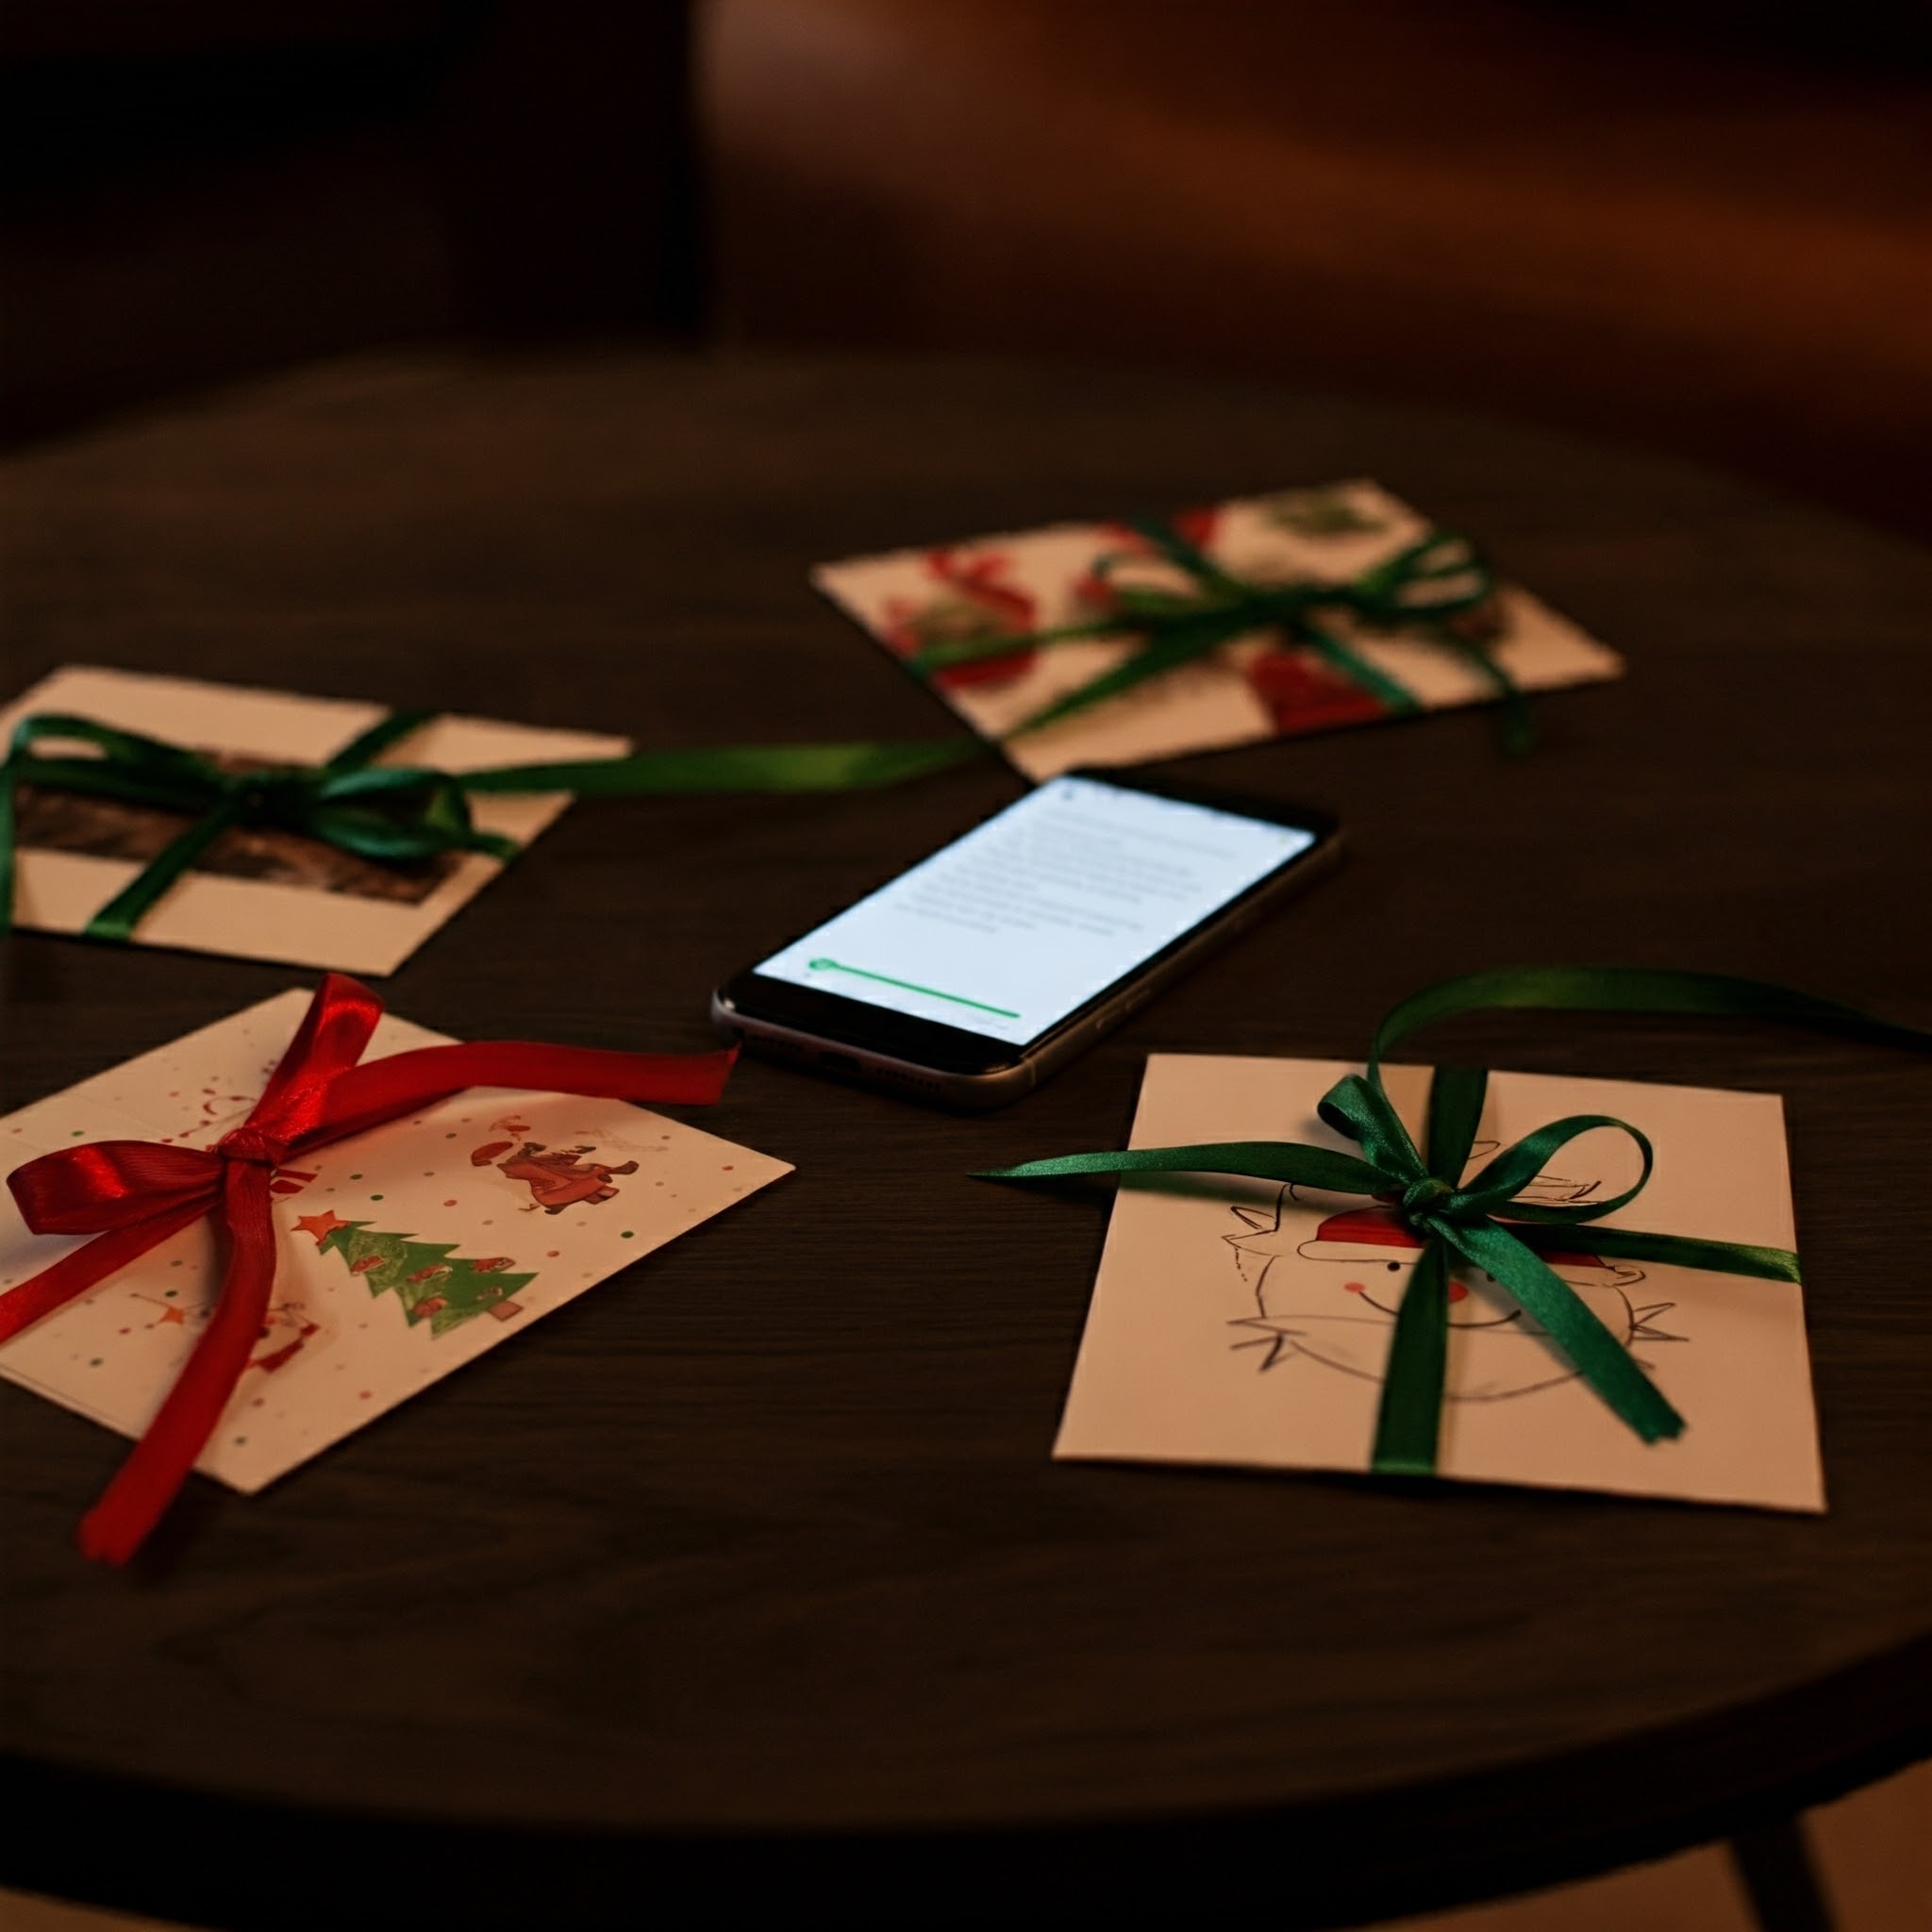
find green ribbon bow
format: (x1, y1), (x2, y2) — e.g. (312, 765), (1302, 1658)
(980, 966), (1932, 1473)
(1, 708), (976, 944)
(908, 518), (1532, 752)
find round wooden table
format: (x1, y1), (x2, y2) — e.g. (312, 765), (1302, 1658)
(2, 351), (1927, 1930)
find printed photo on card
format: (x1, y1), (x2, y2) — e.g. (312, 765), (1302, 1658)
(1054, 1055), (1822, 1512)
(2, 665), (630, 973)
(815, 480), (1624, 781)
(0, 991), (791, 1494)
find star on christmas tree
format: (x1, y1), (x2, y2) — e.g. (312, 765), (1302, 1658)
(293, 1208), (352, 1242)
(314, 1221), (535, 1337)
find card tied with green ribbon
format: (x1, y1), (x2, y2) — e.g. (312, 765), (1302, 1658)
(906, 517), (1533, 752)
(978, 967), (1932, 1475)
(0, 709), (977, 945)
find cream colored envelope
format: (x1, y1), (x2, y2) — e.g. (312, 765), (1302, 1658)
(1056, 1054), (1822, 1512)
(816, 480), (1623, 781)
(0, 991), (791, 1493)
(3, 665), (629, 972)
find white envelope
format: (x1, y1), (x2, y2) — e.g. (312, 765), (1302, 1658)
(1055, 1054), (1823, 1512)
(0, 990), (791, 1493)
(3, 664), (629, 972)
(816, 480), (1624, 781)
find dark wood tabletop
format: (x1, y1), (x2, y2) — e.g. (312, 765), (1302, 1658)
(2, 350), (1928, 1930)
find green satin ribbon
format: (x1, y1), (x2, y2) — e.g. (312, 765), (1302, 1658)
(908, 518), (1533, 752)
(1, 709), (977, 944)
(979, 966), (1932, 1474)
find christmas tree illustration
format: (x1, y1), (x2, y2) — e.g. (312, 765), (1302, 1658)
(296, 1210), (535, 1337)
(1261, 485), (1389, 538)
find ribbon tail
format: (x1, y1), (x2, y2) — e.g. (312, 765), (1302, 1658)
(1430, 628), (1533, 754)
(1439, 1219), (1685, 1445)
(0, 1199), (214, 1341)
(77, 1163), (276, 1565)
(458, 741), (978, 795)
(1537, 1224), (1802, 1282)
(322, 708), (436, 772)
(1371, 1238), (1453, 1474)
(975, 1141), (1390, 1193)
(83, 795), (246, 942)
(1424, 1065), (1488, 1181)
(1005, 620), (1244, 741)
(1371, 966), (1932, 1065)
(298, 1041), (740, 1151)
(1298, 619), (1423, 717)
(908, 615), (1123, 674)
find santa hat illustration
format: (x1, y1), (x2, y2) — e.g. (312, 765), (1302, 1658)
(924, 547), (1033, 619)
(1226, 1187), (1683, 1364)
(881, 547), (1039, 690)
(1295, 1206), (1635, 1284)
(1098, 506), (1223, 553)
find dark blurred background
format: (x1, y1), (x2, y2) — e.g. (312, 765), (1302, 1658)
(3, 1), (1927, 538)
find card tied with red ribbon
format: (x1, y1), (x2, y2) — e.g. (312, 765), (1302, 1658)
(2, 974), (739, 1563)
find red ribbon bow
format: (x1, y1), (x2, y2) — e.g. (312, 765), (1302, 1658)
(2, 974), (737, 1564)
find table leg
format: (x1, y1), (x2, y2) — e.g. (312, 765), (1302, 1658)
(1729, 1816), (1836, 1932)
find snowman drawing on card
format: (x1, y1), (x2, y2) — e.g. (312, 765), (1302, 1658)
(1224, 1143), (1686, 1404)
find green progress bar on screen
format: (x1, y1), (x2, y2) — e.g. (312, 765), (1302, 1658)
(807, 958), (1021, 1020)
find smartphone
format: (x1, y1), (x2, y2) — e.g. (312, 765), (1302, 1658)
(711, 769), (1341, 1108)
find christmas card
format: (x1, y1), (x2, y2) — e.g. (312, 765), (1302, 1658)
(0, 991), (791, 1495)
(815, 480), (1624, 781)
(2, 665), (629, 973)
(1055, 1055), (1823, 1511)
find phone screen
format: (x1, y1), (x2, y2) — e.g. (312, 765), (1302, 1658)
(753, 775), (1318, 1047)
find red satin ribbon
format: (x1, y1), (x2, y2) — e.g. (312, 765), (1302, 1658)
(2, 974), (737, 1564)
